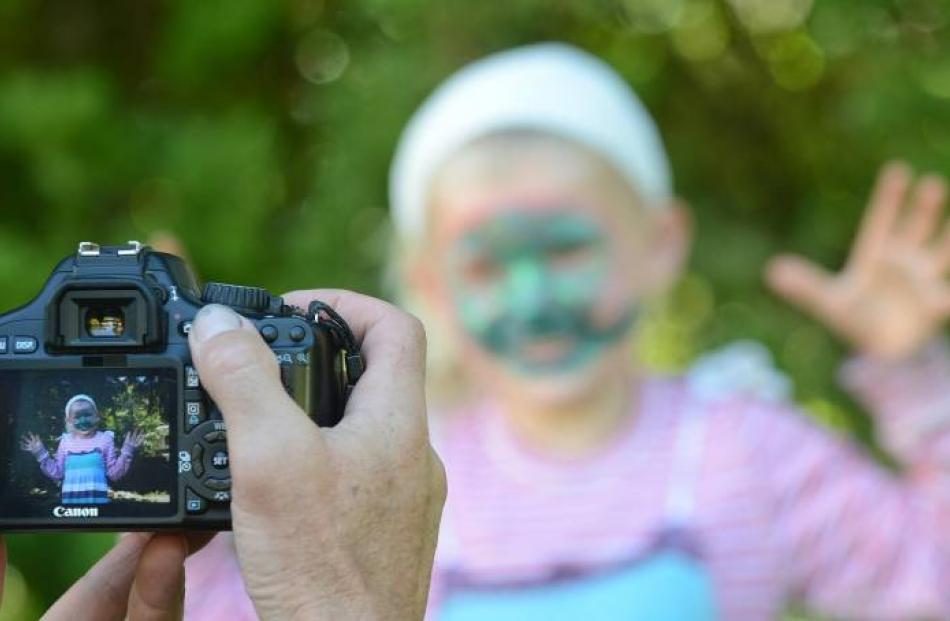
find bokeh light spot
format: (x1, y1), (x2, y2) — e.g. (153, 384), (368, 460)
(915, 60), (950, 99)
(727, 0), (814, 34)
(766, 32), (825, 91)
(672, 0), (730, 62)
(295, 29), (350, 85)
(622, 0), (687, 33)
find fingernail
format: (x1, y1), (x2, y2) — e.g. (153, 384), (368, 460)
(192, 304), (242, 343)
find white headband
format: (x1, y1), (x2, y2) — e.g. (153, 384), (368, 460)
(389, 42), (673, 240)
(64, 394), (97, 417)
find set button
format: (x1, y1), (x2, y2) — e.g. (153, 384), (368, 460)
(211, 450), (229, 469)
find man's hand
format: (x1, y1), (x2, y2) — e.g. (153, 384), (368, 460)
(28, 532), (211, 621)
(188, 291), (445, 620)
(766, 161), (950, 360)
(1, 290), (443, 620)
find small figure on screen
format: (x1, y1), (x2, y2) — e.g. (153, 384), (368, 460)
(19, 394), (145, 505)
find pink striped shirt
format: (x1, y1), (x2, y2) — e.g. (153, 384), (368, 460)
(33, 430), (133, 481)
(183, 342), (950, 620)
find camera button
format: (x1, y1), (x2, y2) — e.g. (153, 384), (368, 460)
(203, 430), (227, 444)
(185, 489), (207, 514)
(0, 337), (7, 354)
(185, 365), (200, 388)
(204, 476), (231, 492)
(289, 326), (306, 342)
(13, 336), (36, 354)
(190, 444), (205, 478)
(210, 450), (229, 470)
(179, 321), (193, 337)
(185, 401), (206, 432)
(260, 324), (278, 343)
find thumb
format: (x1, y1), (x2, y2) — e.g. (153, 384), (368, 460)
(187, 304), (299, 453)
(765, 254), (838, 320)
(126, 534), (187, 621)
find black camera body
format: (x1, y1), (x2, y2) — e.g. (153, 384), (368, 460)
(0, 242), (360, 531)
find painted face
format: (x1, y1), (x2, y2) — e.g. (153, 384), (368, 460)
(447, 209), (636, 375)
(424, 133), (685, 406)
(70, 402), (99, 434)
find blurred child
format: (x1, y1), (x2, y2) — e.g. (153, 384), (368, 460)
(184, 43), (950, 620)
(388, 44), (950, 620)
(21, 394), (144, 505)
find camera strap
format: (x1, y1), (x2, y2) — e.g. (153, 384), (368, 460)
(294, 300), (365, 388)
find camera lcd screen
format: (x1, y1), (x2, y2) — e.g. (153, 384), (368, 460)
(0, 368), (177, 520)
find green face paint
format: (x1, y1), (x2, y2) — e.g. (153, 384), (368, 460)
(71, 404), (98, 433)
(447, 210), (636, 375)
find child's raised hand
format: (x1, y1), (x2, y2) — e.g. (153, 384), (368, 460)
(19, 433), (42, 454)
(123, 429), (146, 449)
(766, 161), (950, 361)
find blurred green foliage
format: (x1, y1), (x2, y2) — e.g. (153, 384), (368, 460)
(1, 0), (949, 617)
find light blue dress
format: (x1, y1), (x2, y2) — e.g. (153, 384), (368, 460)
(62, 450), (110, 504)
(441, 547), (716, 621)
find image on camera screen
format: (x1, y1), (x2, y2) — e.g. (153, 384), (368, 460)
(0, 368), (178, 520)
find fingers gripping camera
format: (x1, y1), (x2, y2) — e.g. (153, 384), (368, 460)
(0, 241), (363, 531)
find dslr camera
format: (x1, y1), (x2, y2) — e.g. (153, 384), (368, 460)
(0, 241), (363, 531)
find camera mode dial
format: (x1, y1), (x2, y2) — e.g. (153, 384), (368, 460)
(202, 282), (277, 315)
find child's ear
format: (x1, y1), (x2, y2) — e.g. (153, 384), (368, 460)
(645, 199), (692, 294)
